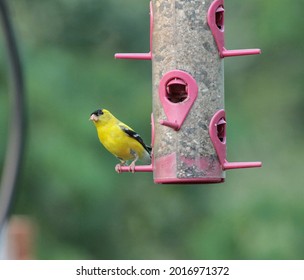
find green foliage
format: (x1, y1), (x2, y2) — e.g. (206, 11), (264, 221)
(0, 0), (303, 259)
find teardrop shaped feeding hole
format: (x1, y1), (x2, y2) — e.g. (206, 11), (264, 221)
(217, 118), (226, 143)
(216, 6), (224, 30)
(166, 78), (188, 103)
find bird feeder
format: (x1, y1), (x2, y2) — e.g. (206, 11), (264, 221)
(114, 0), (262, 184)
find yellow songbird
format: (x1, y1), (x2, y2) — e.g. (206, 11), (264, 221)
(89, 108), (151, 172)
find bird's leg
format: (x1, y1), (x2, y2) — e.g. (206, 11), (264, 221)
(128, 151), (139, 173)
(115, 158), (126, 173)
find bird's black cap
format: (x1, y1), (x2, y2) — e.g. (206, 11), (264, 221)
(90, 109), (103, 116)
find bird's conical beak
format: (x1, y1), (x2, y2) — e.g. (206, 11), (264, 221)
(89, 114), (99, 122)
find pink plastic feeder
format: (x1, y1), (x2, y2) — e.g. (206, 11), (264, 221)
(113, 0), (262, 184)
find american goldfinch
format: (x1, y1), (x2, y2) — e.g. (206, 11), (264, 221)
(89, 108), (152, 173)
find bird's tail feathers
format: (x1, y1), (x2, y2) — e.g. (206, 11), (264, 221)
(140, 145), (152, 164)
(145, 145), (152, 158)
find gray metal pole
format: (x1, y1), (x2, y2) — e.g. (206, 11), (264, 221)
(0, 0), (26, 231)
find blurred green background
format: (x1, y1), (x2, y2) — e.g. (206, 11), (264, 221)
(0, 0), (303, 259)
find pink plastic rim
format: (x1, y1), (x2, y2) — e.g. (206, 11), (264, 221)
(158, 70), (198, 131)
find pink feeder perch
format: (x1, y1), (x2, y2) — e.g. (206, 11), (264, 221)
(115, 2), (153, 60)
(207, 0), (261, 58)
(114, 0), (262, 184)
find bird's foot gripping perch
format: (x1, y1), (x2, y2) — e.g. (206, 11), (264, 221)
(115, 159), (126, 173)
(115, 163), (123, 174)
(115, 164), (153, 174)
(115, 156), (139, 174)
(128, 159), (137, 173)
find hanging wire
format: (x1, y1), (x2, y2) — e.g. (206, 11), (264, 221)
(0, 0), (26, 234)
